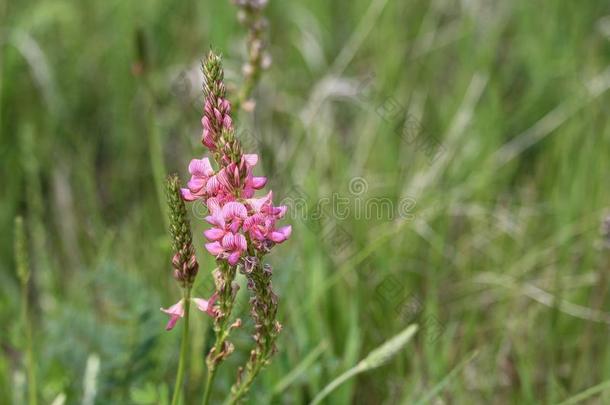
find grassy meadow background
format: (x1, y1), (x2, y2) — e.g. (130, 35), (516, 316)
(2, 0), (610, 403)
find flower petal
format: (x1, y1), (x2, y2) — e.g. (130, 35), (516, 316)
(223, 201), (248, 219)
(181, 188), (197, 201)
(204, 228), (225, 241)
(270, 225), (292, 243)
(251, 176), (267, 189)
(160, 299), (185, 316)
(205, 241), (225, 256)
(161, 299), (185, 331)
(189, 158), (213, 176)
(227, 251), (241, 265)
(194, 293), (218, 317)
(165, 315), (180, 331)
(235, 233), (248, 251)
(193, 298), (209, 312)
(243, 154), (258, 167)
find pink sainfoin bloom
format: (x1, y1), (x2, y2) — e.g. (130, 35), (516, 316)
(182, 154), (266, 203)
(180, 56), (290, 267)
(161, 294), (218, 331)
(244, 191), (292, 250)
(204, 200), (248, 265)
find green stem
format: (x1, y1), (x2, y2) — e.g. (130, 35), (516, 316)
(226, 361), (264, 405)
(201, 365), (216, 405)
(170, 288), (191, 405)
(203, 264), (237, 405)
(21, 282), (37, 405)
(202, 321), (228, 405)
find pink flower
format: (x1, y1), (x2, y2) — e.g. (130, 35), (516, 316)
(160, 299), (185, 331)
(204, 201), (249, 264)
(243, 191), (291, 247)
(241, 154), (267, 198)
(193, 292), (218, 317)
(181, 158), (215, 201)
(247, 191), (287, 219)
(214, 155), (267, 199)
(161, 295), (219, 331)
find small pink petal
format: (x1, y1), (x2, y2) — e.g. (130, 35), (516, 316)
(251, 176), (267, 189)
(188, 177), (205, 190)
(204, 228), (225, 241)
(205, 242), (225, 256)
(206, 176), (220, 194)
(181, 188), (196, 201)
(242, 186), (255, 199)
(161, 299), (185, 331)
(165, 316), (180, 331)
(227, 251), (241, 266)
(189, 158), (213, 176)
(270, 225), (292, 243)
(205, 210), (225, 228)
(243, 154), (258, 167)
(160, 299), (185, 316)
(207, 197), (221, 214)
(235, 233), (248, 251)
(193, 298), (210, 312)
(223, 202), (248, 219)
(275, 205), (287, 218)
(247, 191), (272, 212)
(222, 233), (236, 249)
(194, 293), (218, 317)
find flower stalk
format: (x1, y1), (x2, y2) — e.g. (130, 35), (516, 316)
(228, 259), (281, 403)
(163, 175), (217, 405)
(170, 287), (191, 405)
(202, 262), (240, 405)
(163, 6), (286, 399)
(180, 51), (289, 403)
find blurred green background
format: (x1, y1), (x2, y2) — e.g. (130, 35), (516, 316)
(2, 0), (610, 403)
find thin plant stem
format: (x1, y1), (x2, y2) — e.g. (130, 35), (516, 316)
(170, 288), (191, 405)
(21, 281), (37, 405)
(202, 263), (237, 405)
(202, 364), (215, 405)
(202, 309), (230, 405)
(226, 361), (264, 405)
(201, 327), (226, 405)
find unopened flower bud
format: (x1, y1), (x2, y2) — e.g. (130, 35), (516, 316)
(165, 175), (199, 287)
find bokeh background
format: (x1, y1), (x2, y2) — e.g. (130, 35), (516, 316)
(2, 0), (610, 403)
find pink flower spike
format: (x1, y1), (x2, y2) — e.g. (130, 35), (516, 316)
(193, 293), (218, 317)
(160, 299), (185, 331)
